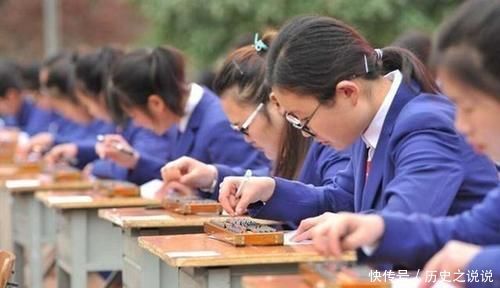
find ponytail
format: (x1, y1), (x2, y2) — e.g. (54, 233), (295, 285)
(379, 47), (438, 93)
(111, 46), (188, 116)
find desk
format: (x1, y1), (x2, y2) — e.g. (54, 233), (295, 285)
(2, 176), (91, 288)
(0, 173), (40, 251)
(99, 207), (229, 288)
(36, 191), (159, 288)
(138, 234), (355, 288)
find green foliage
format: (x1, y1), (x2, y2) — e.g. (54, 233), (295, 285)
(134, 0), (461, 68)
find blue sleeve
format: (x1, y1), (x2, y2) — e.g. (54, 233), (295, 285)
(296, 142), (350, 186)
(369, 187), (500, 268)
(127, 153), (166, 185)
(91, 159), (128, 181)
(250, 160), (356, 223)
(75, 141), (98, 168)
(466, 246), (500, 288)
(206, 124), (270, 173)
(204, 164), (270, 200)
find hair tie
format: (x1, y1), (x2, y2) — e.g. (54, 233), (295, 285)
(374, 48), (384, 61)
(253, 33), (268, 52)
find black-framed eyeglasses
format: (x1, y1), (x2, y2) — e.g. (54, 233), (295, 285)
(284, 102), (321, 137)
(231, 103), (264, 136)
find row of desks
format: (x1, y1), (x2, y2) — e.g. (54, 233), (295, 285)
(1, 171), (354, 288)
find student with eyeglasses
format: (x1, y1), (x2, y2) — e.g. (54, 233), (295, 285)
(159, 32), (349, 208)
(217, 16), (499, 229)
(297, 2), (500, 284)
(108, 46), (270, 195)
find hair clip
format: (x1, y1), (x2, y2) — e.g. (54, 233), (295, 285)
(232, 60), (244, 75)
(253, 33), (268, 52)
(374, 48), (384, 61)
(363, 54), (369, 73)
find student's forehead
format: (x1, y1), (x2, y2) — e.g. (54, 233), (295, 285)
(272, 89), (318, 116)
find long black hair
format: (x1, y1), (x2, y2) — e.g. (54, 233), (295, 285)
(75, 47), (126, 124)
(111, 46), (188, 116)
(434, 0), (500, 101)
(41, 52), (79, 104)
(266, 16), (438, 103)
(214, 32), (311, 179)
(0, 60), (23, 98)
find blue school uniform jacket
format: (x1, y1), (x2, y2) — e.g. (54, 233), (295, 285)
(251, 81), (498, 223)
(368, 186), (500, 274)
(90, 120), (171, 184)
(297, 141), (350, 186)
(3, 98), (59, 136)
(129, 86), (270, 183)
(66, 120), (114, 168)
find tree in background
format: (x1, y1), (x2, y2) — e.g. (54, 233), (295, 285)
(135, 0), (461, 69)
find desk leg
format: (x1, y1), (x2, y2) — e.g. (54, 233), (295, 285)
(142, 247), (161, 288)
(13, 243), (24, 288)
(123, 226), (203, 288)
(0, 186), (12, 251)
(56, 209), (88, 288)
(207, 268), (230, 288)
(11, 193), (44, 288)
(122, 228), (161, 288)
(28, 195), (43, 288)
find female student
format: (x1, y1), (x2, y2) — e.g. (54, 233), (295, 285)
(299, 1), (500, 285)
(160, 32), (349, 203)
(108, 46), (270, 185)
(45, 47), (171, 183)
(26, 54), (113, 158)
(0, 60), (57, 137)
(218, 16), (499, 224)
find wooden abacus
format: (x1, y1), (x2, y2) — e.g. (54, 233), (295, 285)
(300, 263), (391, 288)
(14, 161), (42, 175)
(162, 194), (222, 215)
(94, 180), (140, 197)
(50, 165), (82, 182)
(204, 218), (283, 246)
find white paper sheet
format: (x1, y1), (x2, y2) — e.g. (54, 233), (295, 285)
(283, 230), (313, 245)
(47, 195), (93, 204)
(166, 250), (220, 258)
(140, 179), (164, 199)
(5, 179), (41, 189)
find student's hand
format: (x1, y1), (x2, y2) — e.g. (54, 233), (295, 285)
(218, 176), (275, 216)
(44, 143), (78, 167)
(294, 212), (384, 257)
(95, 134), (138, 169)
(155, 182), (197, 199)
(82, 163), (94, 178)
(419, 241), (481, 288)
(26, 132), (54, 153)
(160, 156), (218, 190)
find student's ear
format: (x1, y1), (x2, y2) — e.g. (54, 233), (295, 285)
(335, 80), (360, 106)
(269, 92), (285, 115)
(147, 94), (165, 114)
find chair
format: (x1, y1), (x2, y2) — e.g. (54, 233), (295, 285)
(0, 250), (16, 288)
